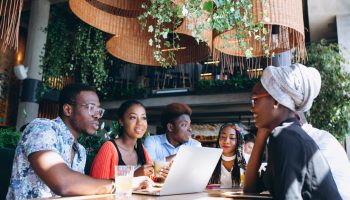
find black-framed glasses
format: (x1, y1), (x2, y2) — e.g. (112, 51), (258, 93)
(71, 103), (105, 118)
(251, 93), (270, 107)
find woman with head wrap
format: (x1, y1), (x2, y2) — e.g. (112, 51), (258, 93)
(244, 64), (341, 199)
(209, 123), (246, 188)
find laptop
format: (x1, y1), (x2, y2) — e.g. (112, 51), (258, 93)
(133, 146), (222, 196)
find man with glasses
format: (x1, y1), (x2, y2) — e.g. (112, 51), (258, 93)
(7, 84), (114, 199)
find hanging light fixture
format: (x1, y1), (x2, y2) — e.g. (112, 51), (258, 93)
(213, 0), (306, 73)
(106, 32), (210, 66)
(69, 0), (147, 36)
(0, 0), (23, 51)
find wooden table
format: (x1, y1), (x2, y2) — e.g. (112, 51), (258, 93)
(33, 189), (272, 200)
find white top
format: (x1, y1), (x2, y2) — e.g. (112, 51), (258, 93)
(243, 152), (250, 163)
(220, 163), (233, 188)
(302, 123), (350, 200)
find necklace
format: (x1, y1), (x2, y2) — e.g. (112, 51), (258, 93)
(222, 154), (236, 161)
(118, 144), (135, 152)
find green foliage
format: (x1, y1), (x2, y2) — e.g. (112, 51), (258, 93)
(195, 76), (259, 91)
(138, 0), (183, 67)
(0, 127), (21, 149)
(41, 3), (108, 96)
(78, 121), (120, 157)
(138, 0), (268, 67)
(306, 40), (350, 142)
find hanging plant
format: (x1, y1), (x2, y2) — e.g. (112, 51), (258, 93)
(306, 40), (350, 142)
(41, 3), (108, 96)
(71, 23), (109, 95)
(138, 0), (269, 67)
(185, 0), (269, 57)
(138, 0), (184, 67)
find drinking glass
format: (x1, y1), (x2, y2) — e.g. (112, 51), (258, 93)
(240, 168), (245, 188)
(114, 165), (134, 199)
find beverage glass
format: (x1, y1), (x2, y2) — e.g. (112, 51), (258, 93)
(153, 160), (169, 182)
(114, 165), (134, 199)
(240, 168), (245, 188)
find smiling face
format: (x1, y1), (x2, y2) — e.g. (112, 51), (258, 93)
(119, 104), (148, 139)
(218, 126), (237, 155)
(68, 91), (101, 136)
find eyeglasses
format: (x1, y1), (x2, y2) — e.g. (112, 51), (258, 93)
(71, 103), (105, 118)
(251, 93), (270, 107)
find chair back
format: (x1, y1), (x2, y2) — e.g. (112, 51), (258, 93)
(0, 148), (15, 200)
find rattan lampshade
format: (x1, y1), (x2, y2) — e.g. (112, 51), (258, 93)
(0, 0), (23, 51)
(175, 18), (211, 63)
(107, 33), (210, 66)
(69, 0), (147, 36)
(213, 0), (306, 60)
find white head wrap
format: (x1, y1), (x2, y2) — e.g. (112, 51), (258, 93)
(260, 63), (321, 112)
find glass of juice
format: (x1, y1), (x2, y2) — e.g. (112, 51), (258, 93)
(240, 168), (245, 188)
(115, 165), (134, 199)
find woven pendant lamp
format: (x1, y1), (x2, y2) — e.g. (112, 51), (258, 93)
(106, 33), (210, 66)
(213, 0), (306, 66)
(175, 17), (211, 63)
(69, 0), (147, 36)
(0, 0), (23, 51)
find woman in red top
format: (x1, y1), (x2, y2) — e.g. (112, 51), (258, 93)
(90, 100), (153, 179)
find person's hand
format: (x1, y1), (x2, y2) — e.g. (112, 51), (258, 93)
(157, 165), (170, 182)
(134, 164), (154, 177)
(132, 176), (154, 191)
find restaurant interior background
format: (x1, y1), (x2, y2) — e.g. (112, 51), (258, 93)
(0, 0), (349, 157)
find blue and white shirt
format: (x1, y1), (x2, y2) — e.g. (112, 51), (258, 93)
(6, 117), (86, 200)
(143, 134), (201, 161)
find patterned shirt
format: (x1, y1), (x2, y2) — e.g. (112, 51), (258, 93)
(144, 134), (201, 161)
(6, 117), (86, 200)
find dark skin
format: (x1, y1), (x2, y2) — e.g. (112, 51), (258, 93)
(115, 104), (154, 177)
(28, 91), (113, 196)
(165, 114), (192, 148)
(244, 82), (295, 193)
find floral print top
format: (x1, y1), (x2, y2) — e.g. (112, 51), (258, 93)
(6, 117), (86, 200)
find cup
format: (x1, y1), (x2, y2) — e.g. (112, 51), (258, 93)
(153, 160), (169, 180)
(114, 165), (134, 199)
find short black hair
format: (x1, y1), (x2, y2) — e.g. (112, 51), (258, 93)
(160, 102), (192, 130)
(58, 83), (96, 117)
(244, 133), (256, 143)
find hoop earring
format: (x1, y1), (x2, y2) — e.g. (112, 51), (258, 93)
(273, 103), (279, 109)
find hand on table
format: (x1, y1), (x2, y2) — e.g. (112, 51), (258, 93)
(132, 176), (154, 191)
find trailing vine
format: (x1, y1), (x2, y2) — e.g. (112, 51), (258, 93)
(138, 0), (269, 67)
(41, 3), (108, 96)
(138, 0), (183, 67)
